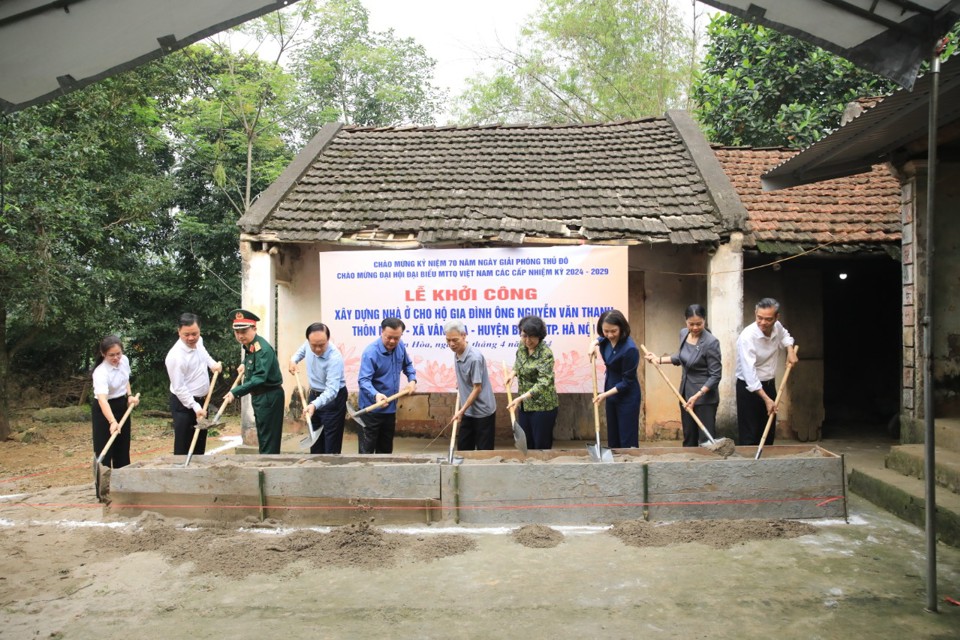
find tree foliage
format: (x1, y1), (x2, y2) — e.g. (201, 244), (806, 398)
(454, 0), (693, 124)
(692, 14), (898, 148)
(0, 70), (178, 436)
(290, 0), (445, 133)
(0, 2), (446, 436)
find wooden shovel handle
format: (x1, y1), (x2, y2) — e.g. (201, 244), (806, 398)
(755, 345), (799, 459)
(640, 344), (714, 442)
(201, 366), (221, 413)
(448, 391), (461, 463)
(502, 361), (518, 422)
(293, 367), (310, 412)
(590, 351), (601, 437)
(211, 372), (245, 421)
(97, 393), (140, 463)
(357, 388), (411, 416)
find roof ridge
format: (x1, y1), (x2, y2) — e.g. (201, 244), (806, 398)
(341, 117), (665, 133)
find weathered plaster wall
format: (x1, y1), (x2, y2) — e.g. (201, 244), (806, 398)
(899, 162), (960, 444)
(932, 163), (960, 416)
(708, 233), (744, 437)
(637, 245), (710, 441)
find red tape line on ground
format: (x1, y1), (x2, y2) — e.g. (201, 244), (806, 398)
(3, 495), (846, 513)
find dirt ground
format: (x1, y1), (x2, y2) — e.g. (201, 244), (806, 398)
(2, 416), (960, 639)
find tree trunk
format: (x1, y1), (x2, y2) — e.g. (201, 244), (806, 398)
(0, 305), (11, 440)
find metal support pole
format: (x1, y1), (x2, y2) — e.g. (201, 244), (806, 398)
(923, 48), (940, 614)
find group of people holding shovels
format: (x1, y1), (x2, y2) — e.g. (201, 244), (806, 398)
(90, 297), (799, 497)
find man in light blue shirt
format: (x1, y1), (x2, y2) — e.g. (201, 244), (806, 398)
(357, 317), (417, 454)
(289, 322), (347, 454)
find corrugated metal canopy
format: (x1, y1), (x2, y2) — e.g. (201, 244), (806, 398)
(698, 1), (960, 89)
(761, 56), (960, 189)
(0, 0), (301, 114)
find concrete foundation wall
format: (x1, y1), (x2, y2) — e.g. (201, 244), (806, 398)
(109, 447), (845, 526)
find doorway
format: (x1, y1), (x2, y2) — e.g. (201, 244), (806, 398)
(821, 256), (901, 436)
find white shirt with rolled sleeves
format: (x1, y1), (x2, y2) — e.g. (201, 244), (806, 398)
(735, 321), (795, 392)
(92, 354), (131, 399)
(165, 336), (218, 412)
(291, 341), (346, 409)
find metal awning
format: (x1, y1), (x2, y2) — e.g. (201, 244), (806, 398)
(762, 57), (960, 190)
(697, 1), (960, 89)
(0, 0), (300, 114)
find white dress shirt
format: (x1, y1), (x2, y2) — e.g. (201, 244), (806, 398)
(165, 336), (218, 411)
(735, 321), (795, 392)
(92, 354), (131, 399)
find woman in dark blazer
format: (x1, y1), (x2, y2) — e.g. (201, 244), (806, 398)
(590, 309), (641, 449)
(645, 304), (721, 447)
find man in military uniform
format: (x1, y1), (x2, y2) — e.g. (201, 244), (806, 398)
(223, 309), (284, 454)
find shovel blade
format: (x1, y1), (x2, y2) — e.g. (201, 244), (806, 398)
(299, 422), (324, 450)
(346, 402), (367, 429)
(93, 458), (101, 501)
(512, 421), (528, 455)
(701, 437), (735, 458)
(586, 443), (614, 463)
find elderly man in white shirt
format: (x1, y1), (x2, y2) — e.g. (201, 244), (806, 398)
(165, 313), (222, 455)
(735, 298), (799, 446)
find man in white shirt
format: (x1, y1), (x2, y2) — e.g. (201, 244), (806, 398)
(165, 313), (222, 455)
(735, 298), (799, 446)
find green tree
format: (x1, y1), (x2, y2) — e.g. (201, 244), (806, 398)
(290, 0), (445, 132)
(693, 14), (898, 148)
(454, 0), (692, 125)
(0, 69), (177, 438)
(133, 43), (297, 382)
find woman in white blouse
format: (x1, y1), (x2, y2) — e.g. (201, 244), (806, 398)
(91, 335), (139, 468)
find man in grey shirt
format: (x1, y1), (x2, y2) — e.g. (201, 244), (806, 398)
(444, 319), (497, 450)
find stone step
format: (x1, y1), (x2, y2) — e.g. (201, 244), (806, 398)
(847, 465), (960, 547)
(932, 420), (960, 452)
(886, 445), (960, 495)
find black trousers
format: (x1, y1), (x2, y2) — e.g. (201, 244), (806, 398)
(458, 412), (496, 451)
(680, 402), (718, 447)
(171, 393), (207, 456)
(92, 396), (131, 469)
(307, 386), (347, 454)
(736, 378), (777, 446)
(516, 407), (557, 449)
(359, 412), (397, 454)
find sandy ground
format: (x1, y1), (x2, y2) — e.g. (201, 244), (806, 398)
(2, 418), (960, 638)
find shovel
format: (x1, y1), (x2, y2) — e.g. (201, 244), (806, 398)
(183, 366), (221, 467)
(447, 391), (461, 464)
(346, 388), (413, 429)
(586, 352), (614, 462)
(93, 392), (140, 501)
(501, 361), (528, 455)
(755, 345), (799, 460)
(640, 344), (735, 458)
(189, 372), (244, 466)
(295, 368), (323, 450)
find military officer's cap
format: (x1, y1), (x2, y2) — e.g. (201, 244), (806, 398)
(230, 309), (260, 329)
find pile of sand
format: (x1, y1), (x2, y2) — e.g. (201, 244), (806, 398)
(513, 524), (564, 548)
(86, 514), (477, 577)
(609, 518), (817, 549)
